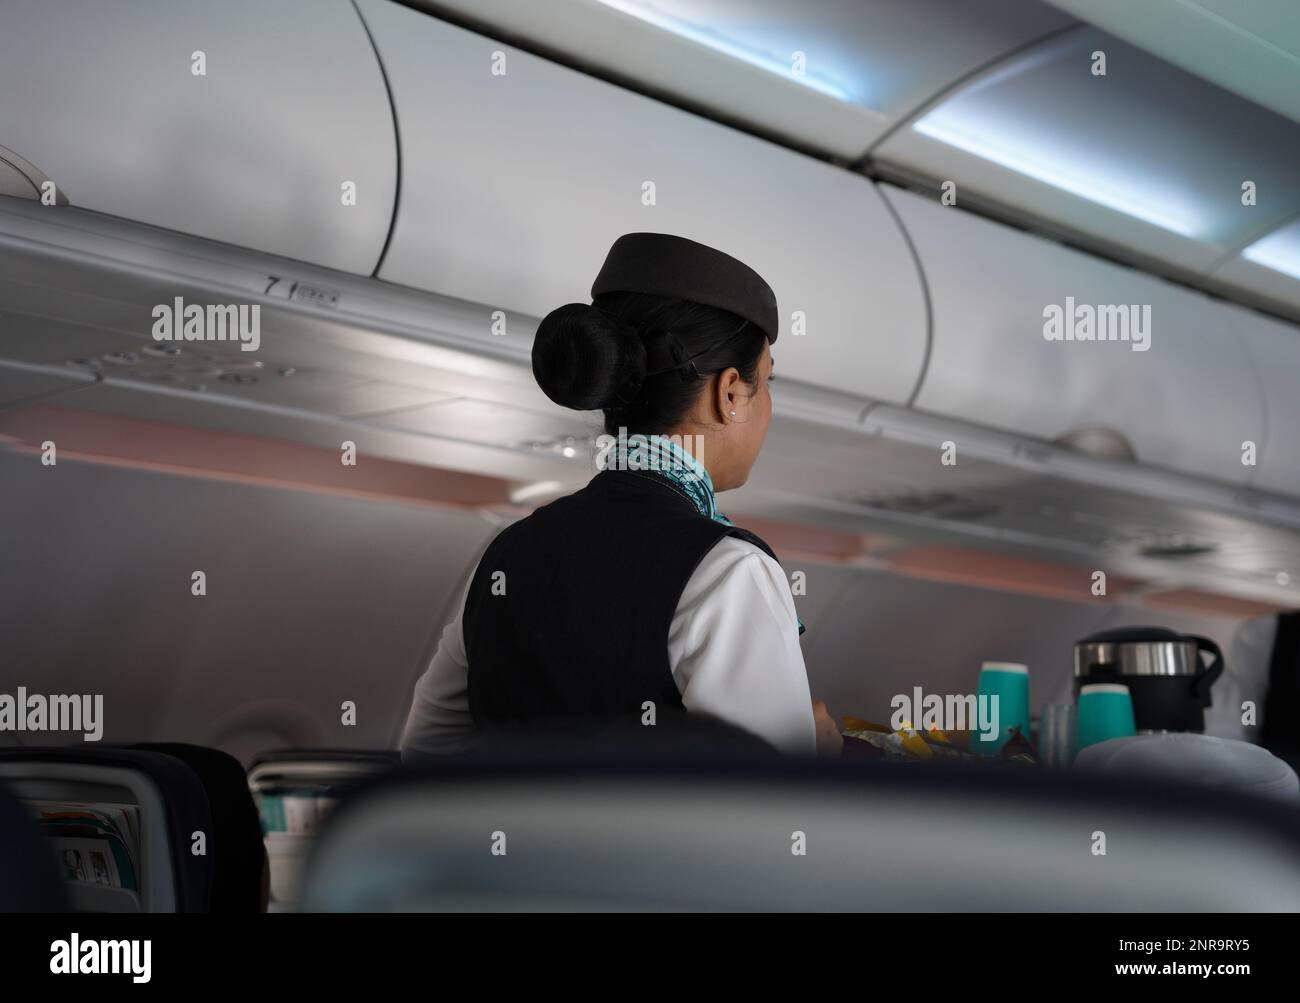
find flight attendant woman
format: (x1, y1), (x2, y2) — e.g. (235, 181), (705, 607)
(401, 233), (841, 757)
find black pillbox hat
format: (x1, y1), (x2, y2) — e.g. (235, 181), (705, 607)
(590, 232), (779, 344)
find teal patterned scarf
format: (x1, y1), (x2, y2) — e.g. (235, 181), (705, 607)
(599, 432), (805, 635)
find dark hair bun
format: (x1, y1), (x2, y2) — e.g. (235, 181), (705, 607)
(532, 303), (647, 410)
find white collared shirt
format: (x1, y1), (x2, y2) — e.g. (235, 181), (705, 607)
(399, 536), (817, 756)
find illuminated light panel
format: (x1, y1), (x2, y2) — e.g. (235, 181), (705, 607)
(912, 114), (1198, 237)
(509, 480), (565, 505)
(1242, 223), (1300, 281)
(592, 0), (853, 102)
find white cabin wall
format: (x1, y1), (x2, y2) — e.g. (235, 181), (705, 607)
(0, 452), (495, 765)
(0, 444), (1275, 761)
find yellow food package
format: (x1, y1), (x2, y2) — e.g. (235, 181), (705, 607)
(897, 727), (934, 760)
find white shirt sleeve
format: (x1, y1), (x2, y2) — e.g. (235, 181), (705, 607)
(399, 537), (817, 757)
(668, 537), (817, 755)
(399, 579), (476, 758)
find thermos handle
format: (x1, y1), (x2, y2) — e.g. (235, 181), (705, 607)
(1186, 635), (1224, 705)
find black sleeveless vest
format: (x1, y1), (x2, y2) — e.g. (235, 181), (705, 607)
(462, 468), (781, 733)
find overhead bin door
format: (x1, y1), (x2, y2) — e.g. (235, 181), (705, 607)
(415, 0), (1074, 161)
(873, 28), (1300, 285)
(355, 0), (928, 404)
(1236, 310), (1300, 498)
(884, 185), (1263, 489)
(0, 0), (397, 275)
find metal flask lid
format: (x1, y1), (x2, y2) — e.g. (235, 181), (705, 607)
(1073, 626), (1204, 678)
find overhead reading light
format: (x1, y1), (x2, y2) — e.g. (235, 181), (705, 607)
(591, 0), (853, 102)
(1241, 223), (1300, 281)
(912, 113), (1197, 237)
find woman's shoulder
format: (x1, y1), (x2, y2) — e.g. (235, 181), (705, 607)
(709, 533), (773, 561)
(677, 533), (798, 631)
(692, 534), (787, 590)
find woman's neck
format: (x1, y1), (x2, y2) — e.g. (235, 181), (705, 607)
(658, 424), (733, 492)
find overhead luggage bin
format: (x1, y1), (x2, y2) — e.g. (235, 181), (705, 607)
(883, 185), (1263, 489)
(873, 28), (1300, 288)
(0, 0), (397, 275)
(410, 0), (1075, 161)
(1040, 0), (1300, 127)
(1235, 308), (1300, 499)
(356, 0), (929, 404)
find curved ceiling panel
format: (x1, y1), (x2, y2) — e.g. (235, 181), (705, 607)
(413, 0), (1074, 159)
(873, 28), (1300, 279)
(1043, 0), (1300, 126)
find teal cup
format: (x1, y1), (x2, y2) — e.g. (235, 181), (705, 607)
(1075, 683), (1137, 754)
(971, 661), (1031, 755)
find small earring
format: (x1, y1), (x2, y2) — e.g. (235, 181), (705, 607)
(729, 410), (737, 417)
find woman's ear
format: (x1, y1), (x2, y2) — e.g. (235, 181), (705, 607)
(714, 366), (744, 423)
